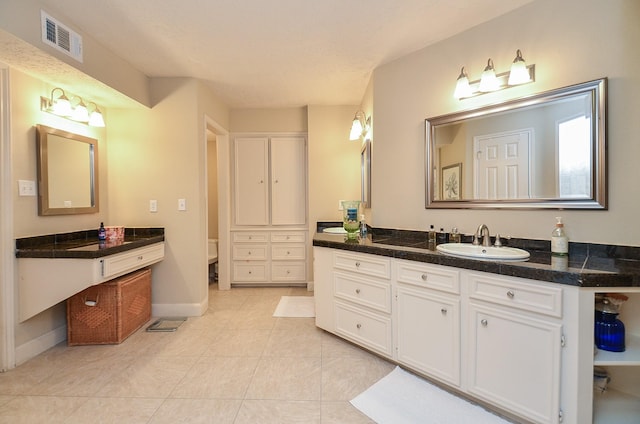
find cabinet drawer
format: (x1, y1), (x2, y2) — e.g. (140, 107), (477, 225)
(468, 273), (563, 318)
(233, 262), (267, 281)
(271, 232), (306, 243)
(233, 232), (269, 243)
(271, 244), (306, 260)
(271, 262), (306, 281)
(334, 301), (393, 357)
(102, 243), (165, 278)
(396, 260), (460, 294)
(233, 245), (268, 260)
(334, 272), (391, 313)
(333, 252), (391, 280)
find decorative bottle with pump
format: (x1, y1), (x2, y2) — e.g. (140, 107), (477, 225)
(551, 217), (568, 256)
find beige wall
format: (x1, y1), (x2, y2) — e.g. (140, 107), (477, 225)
(10, 69), (109, 346)
(109, 78), (229, 312)
(371, 0), (640, 245)
(229, 107), (307, 133)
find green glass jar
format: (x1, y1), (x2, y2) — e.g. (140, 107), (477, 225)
(341, 200), (361, 239)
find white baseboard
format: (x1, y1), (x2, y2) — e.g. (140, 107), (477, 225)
(15, 324), (66, 366)
(152, 299), (208, 317)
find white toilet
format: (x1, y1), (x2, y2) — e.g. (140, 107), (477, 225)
(208, 239), (218, 264)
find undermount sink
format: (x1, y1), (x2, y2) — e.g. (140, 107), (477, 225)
(323, 227), (347, 234)
(436, 243), (530, 262)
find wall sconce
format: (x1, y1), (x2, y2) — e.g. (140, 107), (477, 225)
(349, 110), (371, 141)
(40, 87), (106, 127)
(454, 49), (535, 99)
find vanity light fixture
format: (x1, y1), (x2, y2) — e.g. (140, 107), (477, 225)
(44, 87), (72, 117)
(70, 96), (89, 122)
(453, 67), (472, 99)
(87, 102), (106, 127)
(455, 49), (535, 99)
(40, 87), (106, 127)
(349, 110), (371, 141)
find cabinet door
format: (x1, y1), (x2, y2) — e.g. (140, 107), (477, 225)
(396, 285), (460, 386)
(270, 137), (306, 225)
(234, 137), (269, 225)
(468, 302), (562, 424)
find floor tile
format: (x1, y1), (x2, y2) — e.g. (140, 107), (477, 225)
(149, 398), (242, 423)
(245, 357), (322, 401)
(65, 397), (163, 424)
(234, 399), (321, 424)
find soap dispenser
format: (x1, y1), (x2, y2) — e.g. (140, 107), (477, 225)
(551, 217), (568, 256)
(98, 222), (106, 241)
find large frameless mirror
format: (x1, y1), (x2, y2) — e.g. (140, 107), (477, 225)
(36, 124), (99, 215)
(425, 78), (607, 209)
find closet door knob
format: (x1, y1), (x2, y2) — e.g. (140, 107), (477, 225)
(507, 290), (515, 299)
(356, 323), (362, 329)
(355, 289), (361, 294)
(441, 308), (447, 315)
(421, 274), (428, 281)
(481, 319), (488, 327)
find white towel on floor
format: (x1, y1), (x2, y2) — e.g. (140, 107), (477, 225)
(273, 296), (315, 317)
(351, 366), (511, 424)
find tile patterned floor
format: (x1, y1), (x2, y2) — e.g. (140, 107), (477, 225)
(0, 284), (395, 423)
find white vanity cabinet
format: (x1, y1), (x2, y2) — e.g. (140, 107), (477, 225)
(232, 230), (307, 286)
(233, 136), (306, 226)
(395, 260), (461, 386)
(18, 242), (165, 322)
(466, 272), (563, 424)
(589, 289), (640, 424)
(231, 135), (308, 286)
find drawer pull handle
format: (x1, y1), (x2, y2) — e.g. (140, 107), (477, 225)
(286, 236), (290, 240)
(507, 290), (515, 298)
(248, 251), (252, 255)
(248, 271), (252, 274)
(421, 274), (428, 281)
(138, 255), (143, 260)
(481, 319), (488, 327)
(355, 262), (361, 268)
(286, 270), (290, 274)
(287, 251), (290, 255)
(355, 289), (361, 294)
(441, 308), (447, 315)
(356, 323), (362, 329)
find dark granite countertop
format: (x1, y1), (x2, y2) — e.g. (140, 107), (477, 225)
(15, 228), (165, 259)
(313, 224), (640, 288)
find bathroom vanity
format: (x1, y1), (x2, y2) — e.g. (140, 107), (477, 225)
(15, 228), (165, 322)
(313, 228), (640, 424)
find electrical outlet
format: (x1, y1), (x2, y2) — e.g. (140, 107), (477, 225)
(178, 198), (187, 211)
(338, 200), (345, 210)
(149, 199), (158, 213)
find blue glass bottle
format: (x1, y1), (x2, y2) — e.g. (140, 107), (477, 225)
(594, 305), (625, 352)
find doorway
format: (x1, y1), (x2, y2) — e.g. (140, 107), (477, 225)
(205, 117), (230, 290)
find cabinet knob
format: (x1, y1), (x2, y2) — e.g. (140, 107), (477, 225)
(355, 288), (361, 294)
(507, 290), (515, 299)
(286, 236), (290, 240)
(355, 262), (361, 268)
(421, 274), (428, 281)
(481, 319), (488, 327)
(248, 271), (252, 274)
(137, 256), (143, 260)
(441, 308), (447, 315)
(356, 323), (362, 329)
(286, 251), (290, 255)
(248, 251), (252, 255)
(259, 180), (263, 184)
(274, 179), (279, 183)
(286, 270), (290, 274)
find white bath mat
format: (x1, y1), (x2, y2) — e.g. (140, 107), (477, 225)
(273, 296), (315, 317)
(351, 366), (511, 424)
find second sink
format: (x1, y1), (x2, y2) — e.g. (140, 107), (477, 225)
(436, 243), (530, 262)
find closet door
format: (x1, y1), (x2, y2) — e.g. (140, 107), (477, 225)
(270, 137), (306, 225)
(234, 137), (269, 225)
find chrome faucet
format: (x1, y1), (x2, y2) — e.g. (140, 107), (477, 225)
(473, 224), (491, 246)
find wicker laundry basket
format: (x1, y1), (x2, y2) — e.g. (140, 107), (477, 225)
(67, 267), (151, 345)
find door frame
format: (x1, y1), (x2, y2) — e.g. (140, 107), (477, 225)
(0, 64), (15, 371)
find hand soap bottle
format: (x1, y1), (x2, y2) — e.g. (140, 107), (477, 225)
(98, 222), (106, 241)
(551, 217), (568, 256)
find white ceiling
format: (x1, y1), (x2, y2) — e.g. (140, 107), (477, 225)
(30, 0), (532, 109)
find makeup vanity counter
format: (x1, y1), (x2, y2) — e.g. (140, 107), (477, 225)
(313, 227), (640, 424)
(16, 228), (165, 322)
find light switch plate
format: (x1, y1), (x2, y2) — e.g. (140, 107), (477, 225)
(149, 199), (158, 213)
(18, 180), (36, 196)
(178, 198), (186, 211)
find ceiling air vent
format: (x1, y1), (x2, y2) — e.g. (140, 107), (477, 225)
(40, 10), (83, 63)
